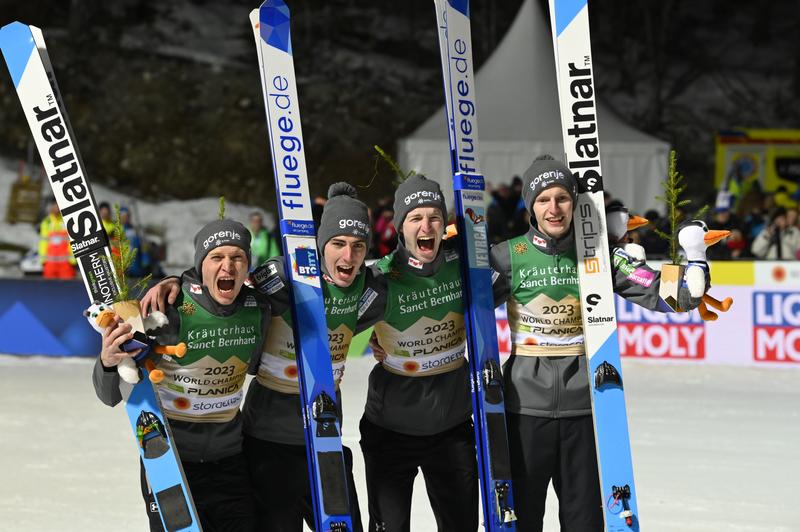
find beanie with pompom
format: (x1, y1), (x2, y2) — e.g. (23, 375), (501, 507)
(316, 182), (371, 253)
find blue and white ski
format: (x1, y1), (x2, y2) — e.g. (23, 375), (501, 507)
(249, 3), (353, 531)
(0, 22), (201, 532)
(548, 1), (640, 530)
(432, 1), (516, 529)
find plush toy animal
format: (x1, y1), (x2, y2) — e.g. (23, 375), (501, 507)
(84, 301), (186, 384)
(677, 220), (733, 321)
(606, 200), (649, 261)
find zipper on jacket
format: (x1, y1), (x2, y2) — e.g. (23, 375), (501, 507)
(552, 356), (560, 418)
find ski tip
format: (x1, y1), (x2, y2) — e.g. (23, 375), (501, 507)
(448, 0), (471, 18)
(1, 20), (25, 32)
(552, 0), (589, 37)
(260, 0), (290, 10)
(258, 1), (293, 55)
(0, 22), (36, 88)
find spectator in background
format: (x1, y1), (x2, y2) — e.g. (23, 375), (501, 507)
(751, 207), (800, 260)
(508, 175), (529, 237)
(39, 198), (76, 279)
(312, 194), (326, 229)
(719, 229), (750, 260)
(705, 206), (743, 261)
(98, 201), (114, 235)
(786, 206), (799, 230)
(374, 207), (397, 258)
(639, 209), (670, 259)
(97, 201), (120, 256)
(487, 182), (510, 244)
(119, 207), (147, 277)
(248, 212), (281, 269)
(738, 188), (767, 242)
(706, 205), (742, 233)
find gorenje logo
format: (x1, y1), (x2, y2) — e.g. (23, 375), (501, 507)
(202, 231), (242, 249)
(404, 190), (442, 206)
(564, 62), (602, 193)
(529, 171), (566, 191)
(753, 292), (800, 363)
(338, 219), (369, 233)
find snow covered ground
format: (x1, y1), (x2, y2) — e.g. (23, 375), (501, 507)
(1, 354), (798, 532)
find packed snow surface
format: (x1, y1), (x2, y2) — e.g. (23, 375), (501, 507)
(0, 355), (798, 531)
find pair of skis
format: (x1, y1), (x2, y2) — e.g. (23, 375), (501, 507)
(549, 1), (640, 530)
(249, 2), (354, 531)
(433, 1), (641, 530)
(1, 6), (355, 530)
(0, 23), (200, 532)
(432, 1), (517, 530)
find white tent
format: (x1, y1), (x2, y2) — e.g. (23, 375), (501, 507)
(398, 0), (669, 213)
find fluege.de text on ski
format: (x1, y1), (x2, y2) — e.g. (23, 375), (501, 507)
(450, 35), (478, 174)
(269, 74), (306, 213)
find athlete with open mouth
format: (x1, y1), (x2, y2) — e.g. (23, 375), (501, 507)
(359, 174), (479, 532)
(95, 218), (271, 532)
(141, 183), (379, 531)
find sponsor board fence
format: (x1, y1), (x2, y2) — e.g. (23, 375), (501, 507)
(496, 261), (800, 367)
(3, 261), (800, 364)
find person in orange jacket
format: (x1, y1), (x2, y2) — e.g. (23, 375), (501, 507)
(39, 198), (76, 279)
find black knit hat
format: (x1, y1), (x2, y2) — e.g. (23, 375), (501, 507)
(317, 182), (371, 253)
(393, 174), (447, 229)
(522, 155), (578, 215)
(193, 219), (251, 276)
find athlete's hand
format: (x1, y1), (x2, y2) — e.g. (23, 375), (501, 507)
(100, 316), (142, 368)
(369, 331), (387, 362)
(140, 277), (180, 316)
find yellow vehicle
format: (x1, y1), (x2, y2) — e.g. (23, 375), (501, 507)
(715, 128), (800, 210)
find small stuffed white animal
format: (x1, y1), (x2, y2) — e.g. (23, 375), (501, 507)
(84, 302), (141, 384)
(677, 220), (734, 321)
(677, 220), (729, 297)
(84, 303), (179, 384)
(606, 201), (649, 262)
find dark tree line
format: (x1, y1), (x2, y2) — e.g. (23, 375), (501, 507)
(0, 0), (795, 211)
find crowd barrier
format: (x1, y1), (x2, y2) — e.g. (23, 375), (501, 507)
(496, 261), (800, 367)
(0, 278), (99, 356)
(2, 261), (800, 366)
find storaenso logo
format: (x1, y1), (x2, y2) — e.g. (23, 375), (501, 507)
(564, 60), (602, 193)
(404, 191), (442, 206)
(202, 231), (242, 249)
(33, 104), (104, 249)
(338, 219), (369, 233)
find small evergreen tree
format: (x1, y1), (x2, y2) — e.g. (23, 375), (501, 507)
(654, 150), (708, 264)
(109, 204), (151, 302)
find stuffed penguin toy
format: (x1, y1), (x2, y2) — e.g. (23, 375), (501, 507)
(84, 302), (186, 383)
(606, 200), (649, 261)
(677, 220), (734, 321)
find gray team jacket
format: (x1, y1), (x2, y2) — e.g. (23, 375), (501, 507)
(490, 226), (702, 418)
(92, 272), (270, 462)
(242, 256), (383, 446)
(360, 240), (473, 436)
